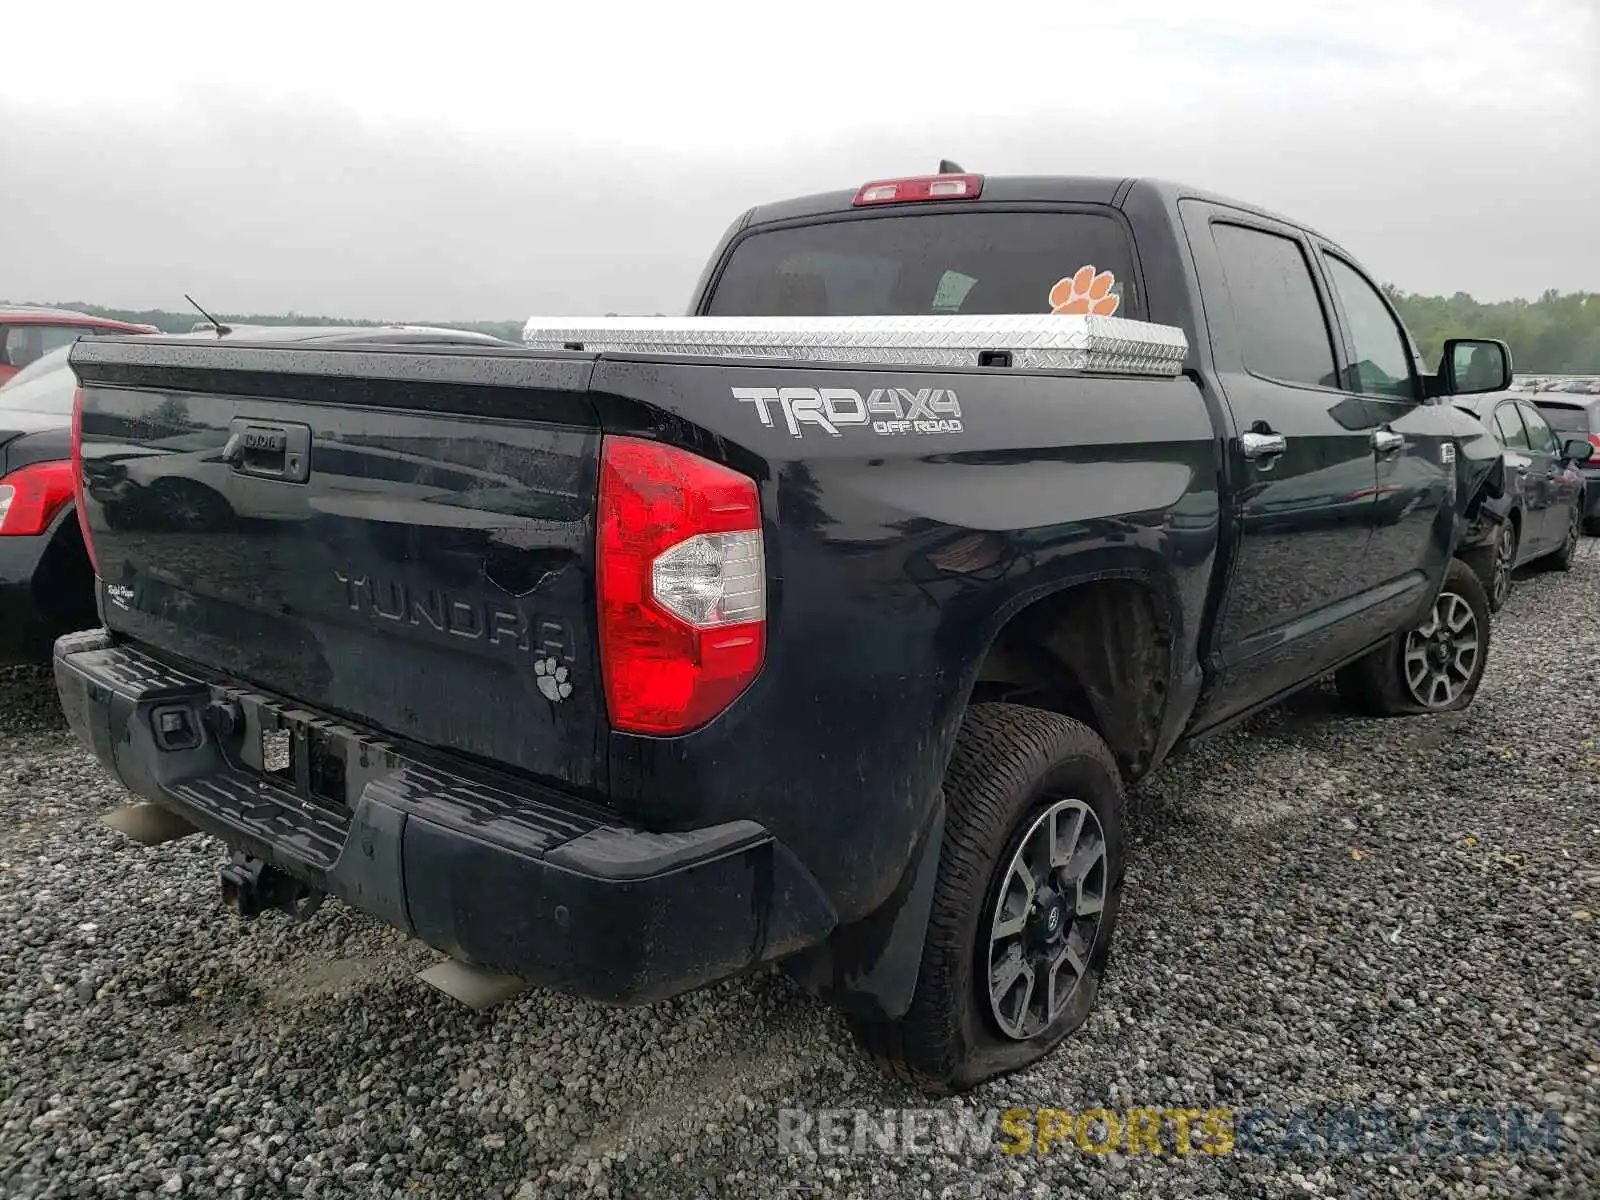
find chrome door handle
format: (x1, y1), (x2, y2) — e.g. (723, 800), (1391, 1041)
(1241, 431), (1287, 460)
(1371, 429), (1405, 455)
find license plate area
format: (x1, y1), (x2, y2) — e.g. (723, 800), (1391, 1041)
(232, 697), (356, 813)
(261, 728), (292, 773)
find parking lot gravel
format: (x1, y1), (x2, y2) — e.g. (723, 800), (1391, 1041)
(3, 550), (1598, 1200)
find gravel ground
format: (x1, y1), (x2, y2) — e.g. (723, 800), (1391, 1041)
(2, 550), (1598, 1200)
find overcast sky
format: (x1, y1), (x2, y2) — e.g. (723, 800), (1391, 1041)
(2, 0), (1595, 321)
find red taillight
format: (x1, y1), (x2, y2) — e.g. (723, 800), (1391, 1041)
(0, 460), (76, 537)
(70, 386), (100, 574)
(852, 173), (984, 207)
(1589, 433), (1600, 454)
(597, 435), (765, 735)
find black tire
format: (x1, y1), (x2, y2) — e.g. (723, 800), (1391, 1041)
(849, 703), (1124, 1094)
(1584, 516), (1600, 538)
(1460, 518), (1516, 613)
(1538, 503), (1582, 573)
(1334, 557), (1491, 717)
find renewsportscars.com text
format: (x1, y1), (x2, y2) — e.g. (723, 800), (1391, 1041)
(776, 1106), (1567, 1160)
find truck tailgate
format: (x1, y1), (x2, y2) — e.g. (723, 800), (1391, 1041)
(68, 339), (606, 792)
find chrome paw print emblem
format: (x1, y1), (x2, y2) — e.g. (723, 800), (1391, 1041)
(534, 657), (573, 703)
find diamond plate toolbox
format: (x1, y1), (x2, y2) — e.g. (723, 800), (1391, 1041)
(521, 315), (1189, 377)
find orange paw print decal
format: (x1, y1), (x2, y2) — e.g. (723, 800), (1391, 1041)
(1049, 266), (1120, 316)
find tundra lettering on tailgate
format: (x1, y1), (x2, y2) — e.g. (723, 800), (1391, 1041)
(333, 569), (575, 661)
(733, 386), (964, 439)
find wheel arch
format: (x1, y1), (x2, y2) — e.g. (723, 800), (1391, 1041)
(960, 564), (1184, 783)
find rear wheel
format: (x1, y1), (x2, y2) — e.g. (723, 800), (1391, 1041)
(1335, 558), (1490, 717)
(849, 703), (1124, 1094)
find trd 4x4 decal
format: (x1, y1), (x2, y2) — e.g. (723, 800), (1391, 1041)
(732, 386), (963, 439)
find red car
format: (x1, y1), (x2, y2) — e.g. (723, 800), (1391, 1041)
(0, 307), (160, 385)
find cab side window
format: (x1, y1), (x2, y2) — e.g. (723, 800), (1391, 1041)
(1322, 254), (1416, 401)
(1211, 222), (1339, 390)
(1494, 404), (1531, 450)
(1516, 402), (1560, 455)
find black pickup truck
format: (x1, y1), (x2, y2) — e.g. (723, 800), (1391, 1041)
(58, 173), (1508, 1093)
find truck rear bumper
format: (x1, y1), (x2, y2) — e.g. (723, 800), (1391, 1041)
(53, 630), (837, 1005)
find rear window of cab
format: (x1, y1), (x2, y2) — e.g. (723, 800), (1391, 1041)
(706, 211), (1143, 321)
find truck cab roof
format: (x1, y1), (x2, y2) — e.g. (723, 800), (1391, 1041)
(741, 175), (1336, 245)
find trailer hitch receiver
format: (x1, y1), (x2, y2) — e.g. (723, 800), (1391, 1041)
(219, 853), (326, 921)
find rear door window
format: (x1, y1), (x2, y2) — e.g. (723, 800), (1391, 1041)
(706, 211), (1142, 319)
(1210, 222), (1339, 390)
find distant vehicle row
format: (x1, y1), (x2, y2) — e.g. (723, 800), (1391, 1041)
(1456, 389), (1599, 609)
(1511, 376), (1600, 396)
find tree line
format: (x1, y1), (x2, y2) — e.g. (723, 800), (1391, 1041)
(1383, 288), (1599, 376)
(17, 290), (1600, 375)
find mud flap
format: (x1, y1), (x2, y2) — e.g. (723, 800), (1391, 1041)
(780, 792), (946, 1022)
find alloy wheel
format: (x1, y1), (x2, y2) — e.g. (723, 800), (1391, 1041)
(1403, 590), (1480, 709)
(986, 798), (1107, 1041)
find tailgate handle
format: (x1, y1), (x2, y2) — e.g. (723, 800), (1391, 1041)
(223, 420), (312, 483)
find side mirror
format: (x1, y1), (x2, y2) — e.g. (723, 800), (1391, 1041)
(1562, 438), (1596, 464)
(1438, 338), (1513, 396)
